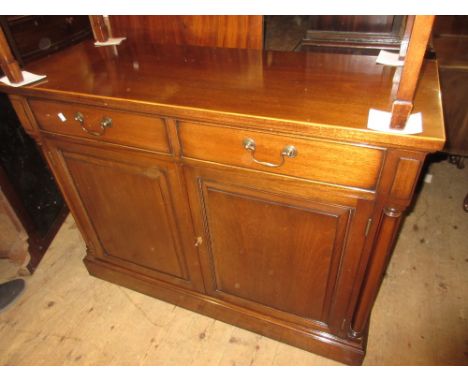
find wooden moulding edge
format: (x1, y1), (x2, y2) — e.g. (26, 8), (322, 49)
(0, 89), (445, 153)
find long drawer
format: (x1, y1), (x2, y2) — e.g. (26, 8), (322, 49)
(28, 99), (171, 154)
(178, 121), (385, 190)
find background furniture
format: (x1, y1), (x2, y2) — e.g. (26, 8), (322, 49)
(433, 16), (468, 164)
(301, 16), (406, 54)
(0, 94), (68, 272)
(0, 16), (91, 65)
(0, 15), (91, 272)
(432, 16), (468, 211)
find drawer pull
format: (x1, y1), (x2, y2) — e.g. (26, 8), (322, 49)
(74, 112), (112, 136)
(242, 138), (297, 168)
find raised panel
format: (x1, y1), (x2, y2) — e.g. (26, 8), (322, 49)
(185, 164), (373, 332)
(63, 152), (186, 279)
(390, 157), (421, 200)
(44, 137), (205, 290)
(201, 183), (351, 323)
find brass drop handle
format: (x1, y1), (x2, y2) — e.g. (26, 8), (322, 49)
(74, 112), (112, 136)
(242, 138), (297, 168)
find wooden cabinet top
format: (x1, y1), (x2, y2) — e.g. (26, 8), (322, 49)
(0, 39), (445, 151)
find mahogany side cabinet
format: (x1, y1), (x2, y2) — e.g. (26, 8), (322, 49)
(0, 29), (445, 364)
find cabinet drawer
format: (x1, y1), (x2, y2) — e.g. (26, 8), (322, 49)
(28, 99), (170, 153)
(178, 121), (385, 190)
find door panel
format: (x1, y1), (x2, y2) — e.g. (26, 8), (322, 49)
(45, 136), (204, 291)
(185, 164), (374, 332)
(203, 185), (350, 322)
(64, 152), (185, 278)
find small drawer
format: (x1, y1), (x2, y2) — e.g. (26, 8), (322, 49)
(28, 99), (170, 153)
(178, 121), (385, 190)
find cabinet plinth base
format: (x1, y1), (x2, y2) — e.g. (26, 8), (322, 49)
(84, 255), (366, 365)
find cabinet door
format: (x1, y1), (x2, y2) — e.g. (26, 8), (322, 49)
(45, 137), (204, 291)
(184, 165), (374, 334)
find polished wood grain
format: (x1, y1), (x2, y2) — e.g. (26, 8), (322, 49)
(204, 189), (344, 321)
(0, 24), (23, 83)
(66, 154), (185, 277)
(44, 136), (205, 292)
(29, 98), (171, 154)
(0, 29), (446, 365)
(351, 207), (403, 336)
(0, 40), (445, 152)
(390, 16), (435, 129)
(178, 120), (385, 190)
(347, 148), (426, 338)
(399, 16), (415, 58)
(390, 158), (421, 200)
(89, 16), (108, 43)
(8, 95), (40, 138)
(395, 16), (435, 102)
(110, 16), (263, 50)
(184, 164), (374, 333)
